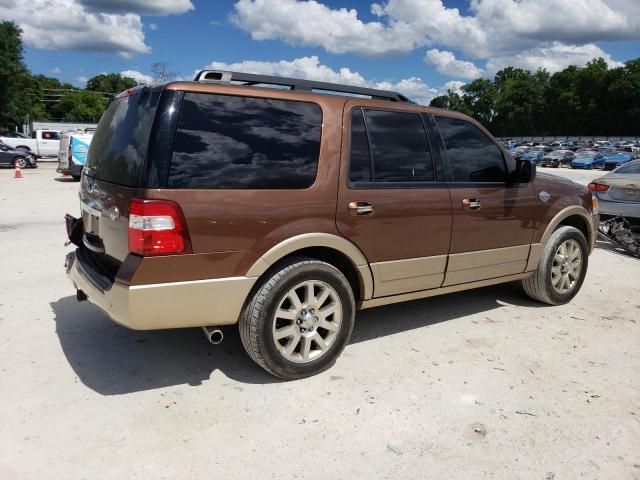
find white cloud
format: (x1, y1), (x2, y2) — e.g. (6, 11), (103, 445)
(424, 49), (485, 80)
(148, 23), (159, 31)
(77, 76), (88, 84)
(51, 67), (62, 74)
(120, 70), (155, 85)
(0, 0), (150, 56)
(231, 0), (418, 56)
(232, 0), (640, 57)
(202, 56), (443, 105)
(77, 0), (193, 15)
(230, 0), (638, 78)
(485, 42), (625, 75)
(439, 80), (466, 96)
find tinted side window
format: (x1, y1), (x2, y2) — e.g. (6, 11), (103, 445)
(436, 116), (506, 182)
(349, 109), (372, 183)
(364, 109), (434, 182)
(169, 93), (322, 189)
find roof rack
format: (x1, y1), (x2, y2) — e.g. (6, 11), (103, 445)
(193, 70), (412, 103)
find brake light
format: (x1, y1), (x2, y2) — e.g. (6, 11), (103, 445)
(128, 199), (192, 256)
(588, 182), (609, 192)
(68, 143), (72, 163)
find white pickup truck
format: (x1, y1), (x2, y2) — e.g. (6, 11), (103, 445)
(0, 129), (61, 157)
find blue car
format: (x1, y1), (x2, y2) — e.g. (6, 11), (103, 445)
(571, 152), (605, 169)
(522, 150), (545, 165)
(603, 153), (634, 171)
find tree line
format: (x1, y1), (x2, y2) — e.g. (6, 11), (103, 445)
(1, 21), (144, 127)
(430, 58), (640, 137)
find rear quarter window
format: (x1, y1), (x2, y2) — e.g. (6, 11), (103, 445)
(168, 93), (322, 189)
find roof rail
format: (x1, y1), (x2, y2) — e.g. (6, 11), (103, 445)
(193, 70), (412, 103)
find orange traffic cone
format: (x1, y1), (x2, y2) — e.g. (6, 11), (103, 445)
(14, 162), (23, 179)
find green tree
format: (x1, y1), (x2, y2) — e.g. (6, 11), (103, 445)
(86, 73), (137, 94)
(0, 21), (30, 128)
(429, 90), (472, 115)
(54, 90), (107, 122)
(461, 78), (496, 126)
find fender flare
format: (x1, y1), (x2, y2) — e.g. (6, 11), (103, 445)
(245, 233), (374, 300)
(540, 205), (595, 246)
(527, 205), (595, 271)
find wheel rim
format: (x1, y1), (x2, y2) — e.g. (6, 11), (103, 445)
(551, 239), (583, 294)
(16, 158), (27, 168)
(272, 280), (343, 364)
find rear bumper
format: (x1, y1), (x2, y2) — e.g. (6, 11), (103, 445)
(65, 249), (256, 330)
(57, 162), (83, 176)
(598, 200), (640, 220)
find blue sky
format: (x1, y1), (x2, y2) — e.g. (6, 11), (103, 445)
(4, 0), (640, 104)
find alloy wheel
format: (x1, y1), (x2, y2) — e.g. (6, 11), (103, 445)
(551, 239), (583, 294)
(272, 280), (342, 363)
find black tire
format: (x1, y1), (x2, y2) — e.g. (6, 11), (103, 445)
(521, 226), (589, 305)
(71, 175), (81, 181)
(13, 156), (27, 169)
(239, 257), (355, 379)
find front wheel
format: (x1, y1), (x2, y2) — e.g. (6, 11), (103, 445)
(239, 257), (355, 379)
(13, 157), (27, 169)
(521, 226), (588, 305)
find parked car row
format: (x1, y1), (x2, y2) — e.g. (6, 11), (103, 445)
(505, 141), (639, 170)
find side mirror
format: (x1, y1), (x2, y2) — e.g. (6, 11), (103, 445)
(513, 158), (536, 184)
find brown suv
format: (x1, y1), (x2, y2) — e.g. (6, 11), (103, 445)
(64, 71), (598, 379)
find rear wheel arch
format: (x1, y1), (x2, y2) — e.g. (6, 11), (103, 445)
(245, 234), (373, 301)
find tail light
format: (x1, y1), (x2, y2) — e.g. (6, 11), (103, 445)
(128, 198), (192, 256)
(68, 143), (72, 163)
(588, 182), (609, 192)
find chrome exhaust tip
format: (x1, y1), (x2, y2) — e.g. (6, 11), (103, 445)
(202, 326), (223, 345)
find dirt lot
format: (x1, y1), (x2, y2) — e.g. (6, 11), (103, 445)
(1, 162), (639, 479)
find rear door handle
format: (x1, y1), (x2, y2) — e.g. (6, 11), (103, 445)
(463, 198), (482, 210)
(348, 201), (375, 216)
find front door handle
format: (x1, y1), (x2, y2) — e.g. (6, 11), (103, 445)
(463, 198), (482, 210)
(348, 201), (375, 216)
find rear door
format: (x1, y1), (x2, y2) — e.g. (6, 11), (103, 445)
(432, 114), (539, 286)
(336, 102), (452, 298)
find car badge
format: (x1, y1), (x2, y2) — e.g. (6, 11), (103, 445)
(108, 206), (120, 222)
(539, 191), (551, 203)
(87, 181), (96, 194)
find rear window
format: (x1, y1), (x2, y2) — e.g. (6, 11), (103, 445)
(168, 93), (322, 189)
(85, 88), (161, 186)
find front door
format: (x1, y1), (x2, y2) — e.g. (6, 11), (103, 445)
(432, 115), (539, 286)
(336, 102), (452, 298)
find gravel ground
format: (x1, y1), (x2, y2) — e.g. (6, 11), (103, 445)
(1, 163), (639, 479)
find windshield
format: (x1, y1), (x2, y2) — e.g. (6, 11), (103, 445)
(576, 153), (595, 159)
(85, 87), (161, 186)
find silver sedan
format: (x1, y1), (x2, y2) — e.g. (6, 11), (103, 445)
(590, 160), (640, 221)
